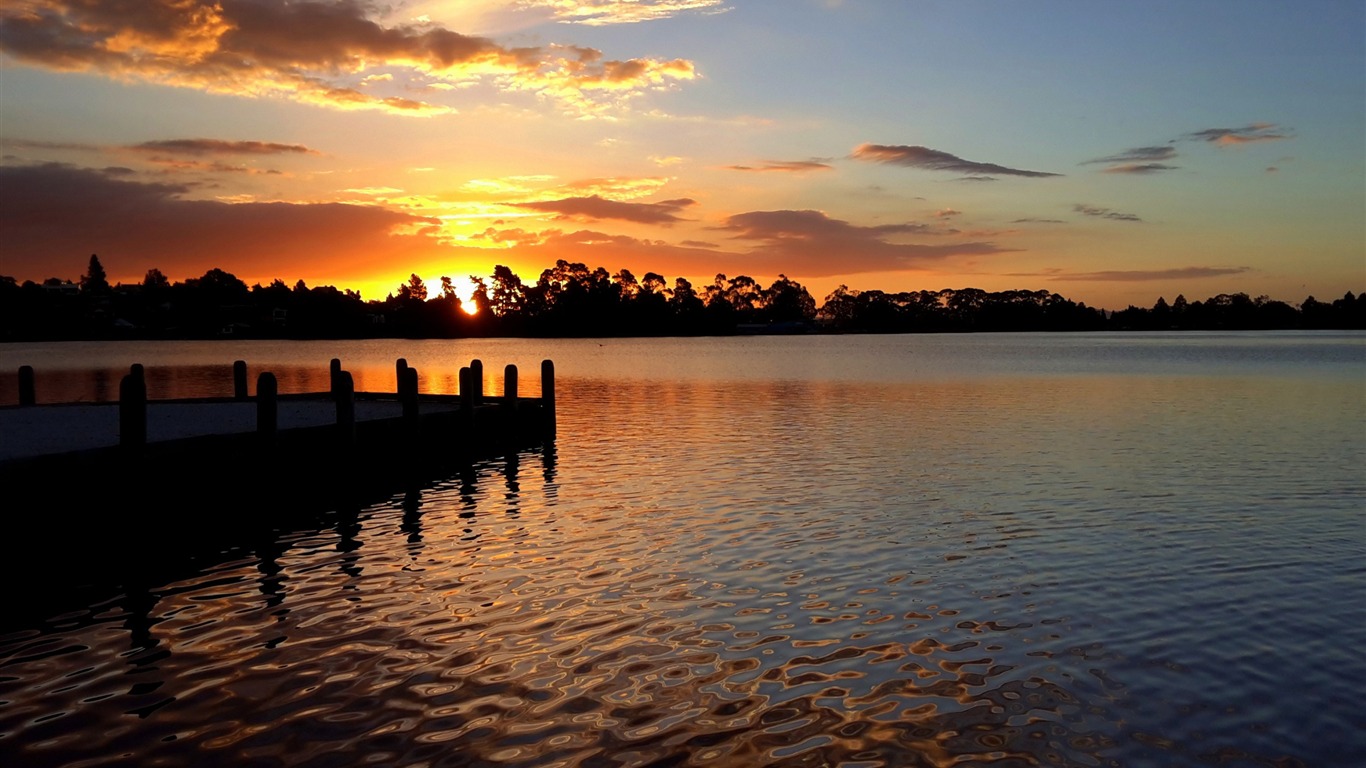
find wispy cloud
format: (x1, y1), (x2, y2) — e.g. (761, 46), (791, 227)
(1042, 266), (1253, 282)
(1187, 123), (1289, 146)
(851, 144), (1061, 178)
(1081, 146), (1178, 165)
(0, 0), (697, 116)
(0, 138), (102, 153)
(1101, 163), (1180, 175)
(515, 0), (731, 25)
(1080, 145), (1181, 175)
(510, 195), (697, 224)
(715, 209), (1011, 275)
(725, 160), (834, 173)
(1074, 204), (1142, 222)
(130, 139), (318, 156)
(1012, 218), (1065, 224)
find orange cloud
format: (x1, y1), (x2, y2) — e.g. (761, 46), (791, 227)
(0, 0), (696, 116)
(0, 163), (443, 289)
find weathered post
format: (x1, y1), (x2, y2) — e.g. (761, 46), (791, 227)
(401, 365), (419, 432)
(459, 365), (475, 434)
(335, 370), (355, 447)
(504, 364), (519, 411)
(329, 358), (342, 398)
(396, 358), (408, 392)
(257, 372), (278, 437)
(470, 359), (484, 405)
(233, 360), (248, 400)
(541, 359), (556, 439)
(18, 365), (35, 407)
(119, 370), (147, 447)
(459, 366), (474, 410)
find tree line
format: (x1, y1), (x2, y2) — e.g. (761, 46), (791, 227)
(1, 255), (1361, 341)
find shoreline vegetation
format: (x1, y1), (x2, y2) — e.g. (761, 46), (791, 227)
(3, 255), (1362, 341)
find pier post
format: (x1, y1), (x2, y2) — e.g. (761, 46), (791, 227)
(541, 359), (556, 439)
(335, 370), (355, 447)
(233, 360), (248, 400)
(18, 366), (35, 407)
(401, 366), (419, 431)
(119, 371), (147, 447)
(470, 359), (484, 405)
(504, 364), (518, 411)
(396, 358), (408, 393)
(330, 358), (342, 398)
(257, 372), (278, 437)
(459, 366), (475, 434)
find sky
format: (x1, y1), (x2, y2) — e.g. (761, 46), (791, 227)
(1, 0), (1363, 310)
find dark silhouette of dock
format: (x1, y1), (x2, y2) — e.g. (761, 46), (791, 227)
(0, 358), (556, 591)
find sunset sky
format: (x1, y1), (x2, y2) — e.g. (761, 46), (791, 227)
(2, 0), (1363, 310)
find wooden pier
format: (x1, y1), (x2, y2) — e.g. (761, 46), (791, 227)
(0, 358), (557, 581)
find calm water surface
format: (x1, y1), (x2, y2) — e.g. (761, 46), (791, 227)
(1, 333), (1363, 767)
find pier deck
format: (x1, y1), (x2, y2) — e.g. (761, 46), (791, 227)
(0, 396), (462, 462)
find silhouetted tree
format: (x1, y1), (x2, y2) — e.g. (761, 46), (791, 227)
(397, 273), (428, 302)
(80, 254), (109, 294)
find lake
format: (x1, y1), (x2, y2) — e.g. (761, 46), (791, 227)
(1, 332), (1363, 767)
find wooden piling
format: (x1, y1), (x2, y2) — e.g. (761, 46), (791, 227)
(330, 358), (342, 398)
(119, 371), (147, 447)
(18, 365), (35, 407)
(335, 370), (355, 446)
(233, 360), (248, 400)
(541, 359), (556, 439)
(396, 358), (408, 392)
(400, 366), (419, 429)
(257, 372), (278, 437)
(470, 359), (484, 405)
(459, 366), (475, 411)
(504, 364), (518, 410)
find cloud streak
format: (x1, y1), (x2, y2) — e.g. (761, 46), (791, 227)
(510, 195), (697, 225)
(130, 139), (318, 156)
(1082, 146), (1178, 165)
(1187, 123), (1289, 146)
(715, 209), (1011, 276)
(1101, 163), (1180, 174)
(1045, 267), (1253, 282)
(0, 0), (697, 116)
(516, 0), (731, 25)
(851, 143), (1061, 178)
(1074, 204), (1142, 222)
(725, 160), (834, 173)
